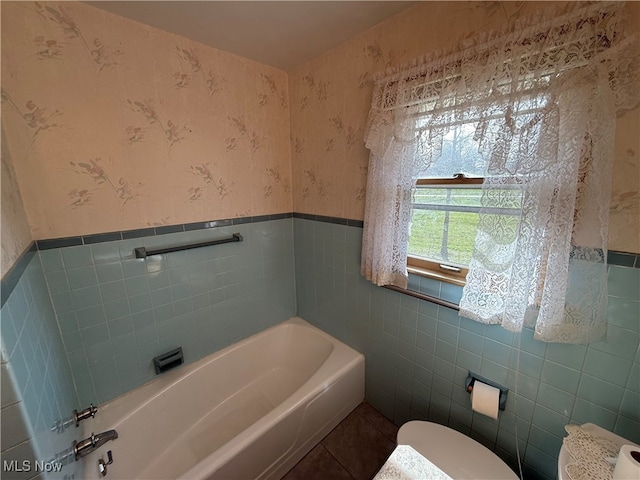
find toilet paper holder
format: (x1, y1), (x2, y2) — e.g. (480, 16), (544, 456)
(465, 372), (508, 411)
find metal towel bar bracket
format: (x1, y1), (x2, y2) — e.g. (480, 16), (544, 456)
(134, 233), (242, 258)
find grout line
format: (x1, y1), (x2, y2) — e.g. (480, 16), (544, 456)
(321, 446), (358, 480)
(319, 405), (379, 480)
(319, 443), (358, 480)
(325, 403), (399, 480)
(353, 402), (399, 443)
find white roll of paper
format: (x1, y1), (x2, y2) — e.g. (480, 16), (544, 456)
(470, 381), (500, 420)
(613, 444), (640, 480)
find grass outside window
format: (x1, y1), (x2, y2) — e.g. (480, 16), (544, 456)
(407, 176), (521, 286)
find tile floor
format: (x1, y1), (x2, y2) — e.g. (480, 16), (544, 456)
(282, 402), (399, 480)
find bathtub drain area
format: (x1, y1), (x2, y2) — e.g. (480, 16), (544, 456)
(189, 393), (273, 459)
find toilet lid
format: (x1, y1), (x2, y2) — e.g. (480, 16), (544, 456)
(398, 421), (518, 480)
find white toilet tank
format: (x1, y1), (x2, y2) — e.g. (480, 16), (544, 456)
(398, 421), (519, 480)
(558, 423), (640, 480)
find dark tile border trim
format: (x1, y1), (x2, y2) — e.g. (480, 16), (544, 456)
(31, 211), (639, 268)
(1, 242), (37, 308)
(122, 227), (155, 240)
(607, 251), (639, 268)
(36, 236), (83, 250)
(293, 212), (364, 228)
(34, 213), (295, 250)
(83, 231), (123, 244)
(31, 212), (364, 252)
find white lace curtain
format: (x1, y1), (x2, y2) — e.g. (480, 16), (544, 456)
(362, 3), (640, 343)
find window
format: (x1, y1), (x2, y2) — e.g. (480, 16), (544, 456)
(362, 2), (631, 342)
(406, 125), (523, 285)
(407, 175), (480, 284)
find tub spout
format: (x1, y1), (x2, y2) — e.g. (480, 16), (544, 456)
(93, 430), (118, 449)
(73, 430), (118, 460)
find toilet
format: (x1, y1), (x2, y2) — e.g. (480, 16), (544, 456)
(557, 423), (639, 480)
(397, 421), (519, 479)
(557, 441), (574, 480)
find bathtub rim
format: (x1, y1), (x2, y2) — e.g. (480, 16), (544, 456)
(180, 321), (364, 479)
(81, 316), (365, 479)
(85, 316), (341, 433)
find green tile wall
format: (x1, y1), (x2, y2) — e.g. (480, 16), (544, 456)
(1, 254), (80, 479)
(293, 217), (640, 480)
(40, 219), (296, 406)
(2, 214), (637, 480)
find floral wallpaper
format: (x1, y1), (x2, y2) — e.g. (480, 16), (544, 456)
(610, 112), (640, 253)
(1, 1), (638, 255)
(288, 1), (640, 254)
(1, 1), (292, 240)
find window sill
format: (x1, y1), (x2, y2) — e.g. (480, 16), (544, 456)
(407, 264), (466, 287)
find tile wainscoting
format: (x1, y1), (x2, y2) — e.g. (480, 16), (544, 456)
(1, 213), (638, 480)
(1, 216), (296, 479)
(40, 218), (296, 405)
(1, 253), (79, 480)
(293, 216), (640, 480)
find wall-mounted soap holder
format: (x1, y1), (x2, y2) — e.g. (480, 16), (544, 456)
(153, 347), (184, 374)
(465, 371), (508, 411)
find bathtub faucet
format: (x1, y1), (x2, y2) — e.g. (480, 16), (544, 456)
(73, 430), (119, 460)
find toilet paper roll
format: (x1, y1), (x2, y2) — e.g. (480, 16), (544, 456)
(613, 444), (640, 480)
(470, 381), (500, 420)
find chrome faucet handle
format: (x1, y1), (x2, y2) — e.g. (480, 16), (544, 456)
(74, 404), (98, 427)
(98, 450), (113, 477)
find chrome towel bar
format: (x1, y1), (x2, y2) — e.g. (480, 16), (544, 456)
(134, 233), (242, 258)
(383, 284), (460, 311)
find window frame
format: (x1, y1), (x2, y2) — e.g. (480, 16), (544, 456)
(407, 174), (483, 286)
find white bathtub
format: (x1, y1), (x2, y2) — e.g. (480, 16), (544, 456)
(81, 317), (365, 480)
